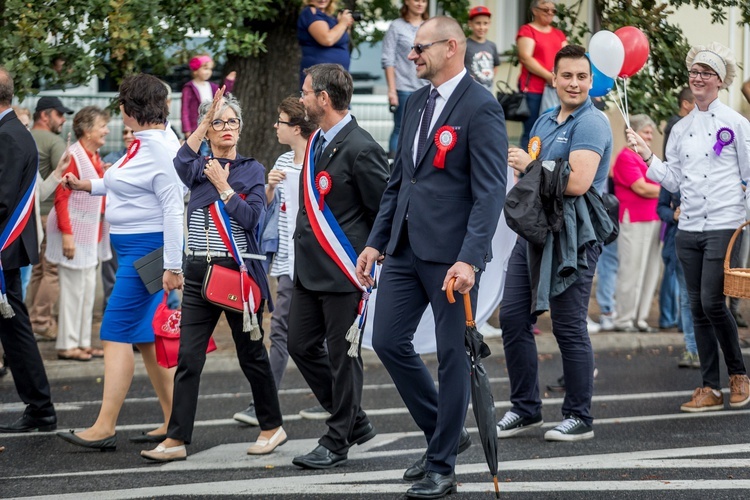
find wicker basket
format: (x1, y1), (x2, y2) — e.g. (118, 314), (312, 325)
(724, 221), (750, 298)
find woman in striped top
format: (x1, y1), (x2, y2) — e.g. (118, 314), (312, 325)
(141, 88), (285, 462)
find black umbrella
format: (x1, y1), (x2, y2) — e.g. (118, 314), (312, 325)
(447, 277), (499, 498)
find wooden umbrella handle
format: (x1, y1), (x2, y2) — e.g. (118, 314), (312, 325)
(446, 277), (475, 325)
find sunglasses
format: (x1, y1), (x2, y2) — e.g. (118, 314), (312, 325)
(534, 7), (557, 14)
(410, 39), (449, 55)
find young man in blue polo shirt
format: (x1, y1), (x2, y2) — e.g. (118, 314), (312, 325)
(496, 44), (613, 441)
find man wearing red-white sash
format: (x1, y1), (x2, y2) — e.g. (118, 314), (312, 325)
(0, 67), (57, 433)
(289, 64), (389, 469)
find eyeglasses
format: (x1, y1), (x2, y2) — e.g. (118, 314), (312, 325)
(210, 118), (241, 131)
(534, 7), (557, 14)
(688, 70), (718, 80)
(410, 39), (449, 55)
(276, 119), (293, 126)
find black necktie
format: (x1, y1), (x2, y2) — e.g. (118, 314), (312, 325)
(416, 88), (440, 161)
(313, 133), (326, 166)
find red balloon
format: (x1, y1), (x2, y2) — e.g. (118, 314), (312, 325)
(615, 26), (650, 78)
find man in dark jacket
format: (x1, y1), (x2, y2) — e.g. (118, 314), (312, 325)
(0, 66), (57, 433)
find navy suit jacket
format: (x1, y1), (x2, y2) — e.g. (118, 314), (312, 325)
(366, 73), (507, 269)
(0, 110), (39, 271)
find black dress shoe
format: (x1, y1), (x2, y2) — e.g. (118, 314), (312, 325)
(349, 422), (377, 446)
(0, 413), (57, 433)
(406, 470), (457, 499)
(292, 444), (347, 469)
(56, 430), (117, 452)
(403, 429), (471, 481)
(129, 432), (167, 444)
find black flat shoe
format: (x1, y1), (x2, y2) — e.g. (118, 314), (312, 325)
(129, 432), (167, 444)
(292, 444), (347, 469)
(0, 413), (57, 433)
(403, 428), (471, 481)
(349, 422), (377, 446)
(56, 430), (116, 452)
(406, 470), (457, 499)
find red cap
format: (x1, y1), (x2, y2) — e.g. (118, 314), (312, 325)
(469, 6), (491, 20)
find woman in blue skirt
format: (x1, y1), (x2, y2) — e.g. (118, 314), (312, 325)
(56, 74), (185, 451)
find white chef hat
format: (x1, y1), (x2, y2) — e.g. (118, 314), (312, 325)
(685, 42), (736, 90)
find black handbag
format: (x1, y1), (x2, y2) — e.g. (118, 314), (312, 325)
(496, 81), (529, 122)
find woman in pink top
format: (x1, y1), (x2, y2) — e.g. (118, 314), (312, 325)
(612, 114), (661, 332)
(516, 0), (567, 149)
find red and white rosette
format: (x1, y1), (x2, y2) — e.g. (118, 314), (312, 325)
(117, 138), (141, 169)
(433, 125), (457, 169)
(315, 171), (332, 211)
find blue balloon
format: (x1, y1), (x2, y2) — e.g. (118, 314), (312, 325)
(586, 52), (615, 98)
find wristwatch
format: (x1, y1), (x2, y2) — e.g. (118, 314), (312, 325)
(167, 269), (183, 275)
(219, 188), (235, 202)
(471, 265), (481, 273)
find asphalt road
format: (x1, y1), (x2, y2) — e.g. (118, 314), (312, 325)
(2, 347), (750, 499)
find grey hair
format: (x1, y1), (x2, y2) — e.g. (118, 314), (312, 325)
(198, 93), (243, 132)
(628, 114), (656, 134)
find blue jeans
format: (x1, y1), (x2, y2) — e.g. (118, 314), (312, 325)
(676, 229), (746, 389)
(659, 228), (679, 328)
(595, 240), (618, 314)
(19, 265), (32, 302)
(501, 239), (599, 425)
(520, 92), (543, 149)
(676, 260), (696, 353)
(389, 90), (413, 156)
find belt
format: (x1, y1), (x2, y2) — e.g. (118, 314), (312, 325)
(188, 250), (266, 261)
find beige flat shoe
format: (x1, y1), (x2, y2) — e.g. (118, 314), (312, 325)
(247, 427), (287, 455)
(140, 444), (187, 462)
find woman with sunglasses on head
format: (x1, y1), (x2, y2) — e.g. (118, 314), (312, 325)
(516, 0), (567, 149)
(141, 88), (285, 463)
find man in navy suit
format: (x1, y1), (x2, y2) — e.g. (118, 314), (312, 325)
(0, 67), (57, 433)
(356, 17), (507, 499)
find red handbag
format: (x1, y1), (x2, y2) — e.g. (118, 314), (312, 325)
(201, 263), (261, 314)
(152, 293), (217, 368)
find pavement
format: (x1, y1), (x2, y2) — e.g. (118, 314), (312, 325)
(6, 305), (748, 384)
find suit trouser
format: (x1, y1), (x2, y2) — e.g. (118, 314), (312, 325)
(0, 268), (55, 417)
(372, 238), (474, 476)
(287, 280), (369, 455)
(675, 229), (746, 390)
(268, 274), (293, 389)
(167, 256), (282, 443)
(56, 265), (96, 351)
(500, 239), (598, 426)
(27, 219), (59, 334)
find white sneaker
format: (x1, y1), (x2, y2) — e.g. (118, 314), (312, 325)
(479, 323), (503, 338)
(599, 313), (616, 331)
(586, 316), (601, 335)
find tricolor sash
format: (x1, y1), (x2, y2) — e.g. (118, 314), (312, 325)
(302, 131), (374, 358)
(0, 174), (38, 318)
(207, 200), (260, 339)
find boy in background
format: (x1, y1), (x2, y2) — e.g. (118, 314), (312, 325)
(464, 6), (500, 92)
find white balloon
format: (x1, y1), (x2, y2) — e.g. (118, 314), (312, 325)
(588, 30), (625, 79)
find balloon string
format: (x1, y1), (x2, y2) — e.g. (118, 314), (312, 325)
(616, 78), (637, 153)
(623, 77), (631, 126)
(612, 79), (628, 126)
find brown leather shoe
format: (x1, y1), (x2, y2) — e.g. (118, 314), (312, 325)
(729, 374), (750, 408)
(680, 387), (723, 413)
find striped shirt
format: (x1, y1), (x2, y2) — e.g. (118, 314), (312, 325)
(269, 151), (302, 278)
(187, 206), (249, 253)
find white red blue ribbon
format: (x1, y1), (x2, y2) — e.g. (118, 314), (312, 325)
(208, 199), (260, 338)
(0, 174), (38, 317)
(302, 131), (374, 357)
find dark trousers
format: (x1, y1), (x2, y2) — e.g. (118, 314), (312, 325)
(0, 268), (55, 418)
(167, 257), (282, 443)
(676, 229), (747, 390)
(287, 280), (369, 455)
(372, 239), (473, 476)
(500, 239), (598, 426)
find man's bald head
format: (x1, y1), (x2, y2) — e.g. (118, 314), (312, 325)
(410, 16), (467, 87)
(0, 67), (13, 107)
